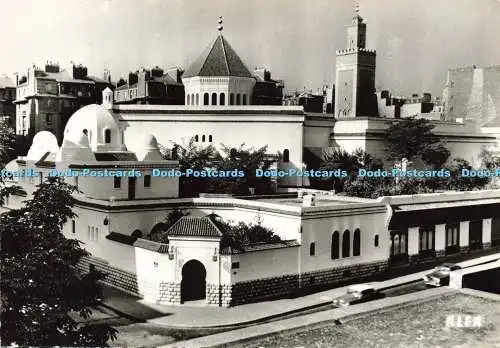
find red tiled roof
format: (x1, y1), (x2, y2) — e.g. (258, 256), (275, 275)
(183, 35), (252, 79)
(166, 216), (223, 238)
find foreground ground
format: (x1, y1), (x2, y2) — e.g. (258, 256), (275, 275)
(234, 293), (500, 348)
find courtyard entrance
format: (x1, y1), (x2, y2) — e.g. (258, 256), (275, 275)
(181, 260), (207, 303)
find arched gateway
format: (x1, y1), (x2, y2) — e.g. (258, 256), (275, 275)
(181, 260), (207, 302)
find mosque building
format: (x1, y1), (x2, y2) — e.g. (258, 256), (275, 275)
(2, 7), (500, 307)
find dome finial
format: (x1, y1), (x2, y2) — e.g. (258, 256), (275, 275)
(355, 1), (360, 14)
(217, 16), (223, 33)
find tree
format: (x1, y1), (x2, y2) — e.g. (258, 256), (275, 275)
(116, 78), (127, 87)
(166, 137), (220, 197)
(207, 214), (281, 250)
(444, 158), (489, 191)
(0, 119), (16, 168)
(216, 144), (274, 195)
(386, 117), (450, 168)
(0, 177), (117, 346)
(320, 148), (383, 192)
(149, 208), (190, 243)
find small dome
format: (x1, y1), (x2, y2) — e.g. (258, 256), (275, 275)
(76, 131), (90, 147)
(26, 131), (59, 160)
(141, 134), (158, 149)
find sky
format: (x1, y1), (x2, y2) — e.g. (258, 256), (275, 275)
(2, 0), (500, 97)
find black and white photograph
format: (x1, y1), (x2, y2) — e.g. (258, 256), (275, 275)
(1, 0), (500, 347)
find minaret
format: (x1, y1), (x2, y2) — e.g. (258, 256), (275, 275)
(218, 16), (223, 34)
(334, 1), (377, 118)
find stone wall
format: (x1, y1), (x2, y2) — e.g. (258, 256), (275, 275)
(76, 255), (140, 296)
(157, 282), (181, 305)
(231, 260), (388, 306)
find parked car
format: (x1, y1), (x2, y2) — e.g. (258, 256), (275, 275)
(423, 263), (462, 287)
(332, 284), (385, 307)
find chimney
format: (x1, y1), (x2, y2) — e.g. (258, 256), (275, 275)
(302, 193), (316, 207)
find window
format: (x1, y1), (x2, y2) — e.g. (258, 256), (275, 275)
(236, 94), (241, 105)
(309, 242), (316, 256)
(231, 262), (240, 269)
(374, 234), (379, 247)
(95, 228), (99, 241)
(331, 231), (339, 259)
(342, 230), (350, 257)
(194, 135), (199, 142)
(390, 231), (407, 256)
(419, 227), (435, 252)
(208, 135), (213, 142)
(196, 93), (199, 105)
(104, 129), (111, 144)
(187, 94), (190, 105)
(446, 224), (459, 247)
(202, 135), (206, 142)
(204, 93), (209, 105)
(211, 93), (217, 105)
(230, 93), (234, 105)
(114, 176), (121, 188)
(242, 94), (247, 105)
(283, 149), (290, 163)
(219, 93), (225, 105)
(72, 220), (76, 234)
(144, 175), (151, 187)
(353, 229), (360, 256)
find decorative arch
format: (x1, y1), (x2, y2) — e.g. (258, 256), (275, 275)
(203, 93), (209, 105)
(211, 93), (217, 105)
(342, 229), (350, 258)
(230, 93), (235, 105)
(236, 94), (241, 105)
(353, 229), (360, 256)
(219, 93), (225, 106)
(196, 93), (199, 105)
(187, 94), (190, 105)
(331, 231), (339, 259)
(181, 259), (207, 302)
(242, 94), (247, 105)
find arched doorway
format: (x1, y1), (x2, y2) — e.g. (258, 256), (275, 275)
(181, 260), (207, 302)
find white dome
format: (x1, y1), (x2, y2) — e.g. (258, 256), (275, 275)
(26, 131), (59, 160)
(140, 134), (158, 149)
(63, 104), (125, 152)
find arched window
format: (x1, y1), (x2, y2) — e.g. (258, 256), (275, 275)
(202, 135), (206, 142)
(309, 242), (316, 256)
(230, 93), (235, 105)
(331, 231), (339, 259)
(194, 135), (199, 142)
(211, 93), (217, 105)
(191, 94), (194, 105)
(283, 149), (290, 163)
(196, 93), (199, 105)
(204, 93), (209, 105)
(342, 230), (350, 257)
(243, 94), (247, 105)
(104, 129), (111, 144)
(83, 129), (88, 136)
(353, 229), (360, 256)
(219, 93), (225, 105)
(236, 94), (241, 105)
(208, 135), (213, 142)
(187, 94), (191, 105)
(374, 234), (379, 247)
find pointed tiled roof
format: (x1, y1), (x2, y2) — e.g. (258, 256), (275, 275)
(183, 35), (252, 78)
(166, 216), (224, 238)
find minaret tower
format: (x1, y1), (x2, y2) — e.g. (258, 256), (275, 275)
(334, 1), (377, 118)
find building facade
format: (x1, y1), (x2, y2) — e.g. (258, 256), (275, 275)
(114, 67), (185, 105)
(443, 65), (500, 125)
(13, 62), (113, 146)
(334, 6), (377, 118)
(0, 75), (16, 126)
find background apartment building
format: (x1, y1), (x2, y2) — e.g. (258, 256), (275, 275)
(14, 62), (113, 147)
